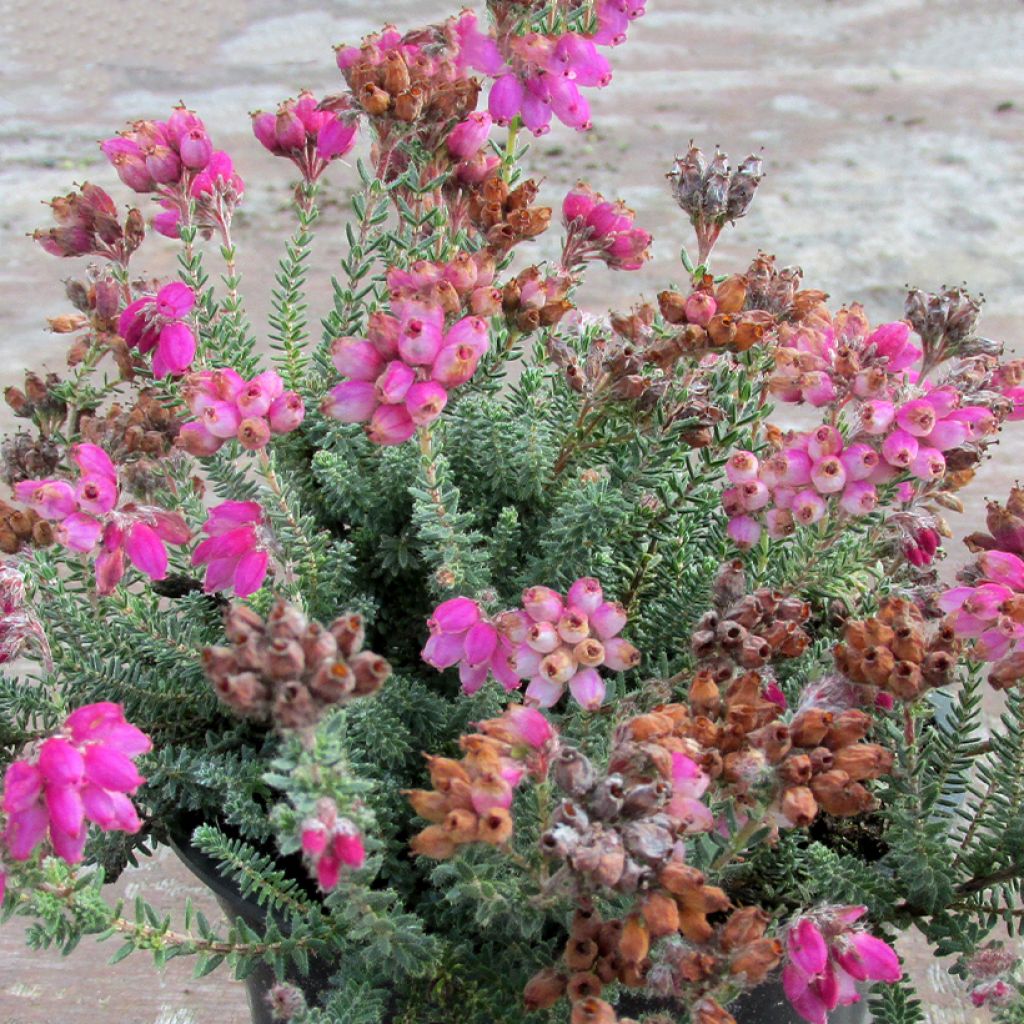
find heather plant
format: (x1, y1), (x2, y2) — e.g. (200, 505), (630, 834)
(1, 3), (1023, 1024)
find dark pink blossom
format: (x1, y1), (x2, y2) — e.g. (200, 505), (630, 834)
(299, 800), (365, 891)
(191, 500), (270, 597)
(252, 91), (358, 182)
(1, 703), (150, 865)
(15, 444), (189, 595)
(117, 282), (198, 378)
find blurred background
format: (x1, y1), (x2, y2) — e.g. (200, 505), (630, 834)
(0, 0), (1022, 1020)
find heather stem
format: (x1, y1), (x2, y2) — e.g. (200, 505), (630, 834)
(710, 813), (765, 872)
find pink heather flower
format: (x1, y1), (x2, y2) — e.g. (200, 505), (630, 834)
(191, 500), (269, 597)
(252, 92), (359, 181)
(503, 705), (555, 750)
(665, 752), (713, 833)
(782, 910), (901, 1024)
(2, 702), (150, 864)
(726, 451), (759, 484)
(16, 446), (188, 594)
(860, 400), (896, 435)
(118, 283), (198, 379)
(839, 482), (878, 517)
(895, 398), (937, 437)
(810, 456), (846, 494)
(727, 515), (762, 549)
(685, 292), (717, 328)
(299, 802), (365, 891)
(881, 428), (919, 468)
(182, 368), (303, 453)
(447, 112), (493, 159)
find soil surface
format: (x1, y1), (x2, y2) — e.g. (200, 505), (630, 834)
(1, 0), (1023, 1021)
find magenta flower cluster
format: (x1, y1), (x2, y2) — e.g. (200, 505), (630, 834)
(118, 281), (198, 379)
(1, 702), (150, 865)
(252, 91), (359, 182)
(100, 106), (243, 239)
(421, 577), (640, 711)
(15, 444), (190, 596)
(299, 800), (366, 891)
(723, 390), (998, 549)
(449, 7), (644, 136)
(322, 291), (490, 446)
(191, 500), (270, 598)
(782, 908), (901, 1024)
(939, 550), (1024, 663)
(180, 368), (305, 455)
(562, 182), (653, 272)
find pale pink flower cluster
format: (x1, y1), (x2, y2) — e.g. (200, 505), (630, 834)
(1, 702), (150, 865)
(180, 368), (305, 455)
(723, 390), (998, 549)
(191, 501), (270, 598)
(101, 106), (243, 239)
(15, 444), (190, 595)
(252, 91), (359, 182)
(118, 281), (198, 379)
(299, 800), (366, 891)
(322, 281), (491, 445)
(669, 752), (714, 834)
(421, 577), (640, 711)
(783, 908), (902, 1024)
(561, 183), (653, 272)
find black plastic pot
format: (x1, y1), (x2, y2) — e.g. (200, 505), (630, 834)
(169, 826), (335, 1024)
(171, 825), (869, 1024)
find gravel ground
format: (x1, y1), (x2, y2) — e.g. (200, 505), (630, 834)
(1, 0), (1022, 1021)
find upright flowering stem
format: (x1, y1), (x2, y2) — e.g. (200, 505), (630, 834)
(270, 182), (320, 391)
(501, 116), (522, 184)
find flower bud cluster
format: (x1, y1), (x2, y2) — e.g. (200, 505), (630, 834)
(180, 368), (305, 455)
(191, 500), (271, 598)
(782, 907), (901, 1024)
(668, 145), (764, 263)
(101, 106), (243, 239)
(1, 702), (150, 864)
(337, 20), (480, 127)
(202, 600), (391, 732)
(421, 578), (640, 711)
(15, 443), (190, 595)
(32, 183), (144, 264)
(407, 705), (556, 860)
(323, 292), (490, 445)
(834, 597), (957, 702)
(252, 92), (359, 182)
(939, 544), (1024, 689)
(691, 574), (811, 673)
(298, 798), (366, 890)
(722, 395), (998, 549)
(118, 281), (198, 379)
(467, 177), (553, 254)
(561, 183), (652, 272)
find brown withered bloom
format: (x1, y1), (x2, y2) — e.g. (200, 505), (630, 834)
(0, 498), (55, 555)
(201, 600), (391, 735)
(835, 596), (958, 700)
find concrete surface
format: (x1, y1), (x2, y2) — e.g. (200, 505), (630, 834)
(1, 0), (1023, 1020)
